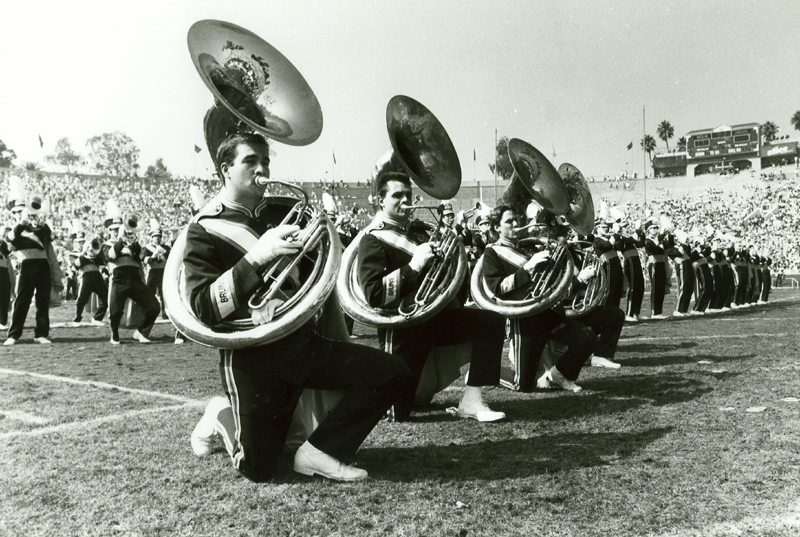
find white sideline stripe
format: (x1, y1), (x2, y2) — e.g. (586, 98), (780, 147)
(0, 368), (203, 404)
(0, 403), (201, 439)
(0, 409), (49, 424)
(624, 332), (788, 342)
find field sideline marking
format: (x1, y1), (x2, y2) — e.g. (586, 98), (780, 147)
(623, 332), (788, 342)
(0, 368), (203, 404)
(0, 403), (200, 439)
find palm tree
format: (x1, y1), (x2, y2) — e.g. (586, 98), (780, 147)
(676, 137), (687, 152)
(23, 161), (42, 172)
(761, 121), (779, 143)
(657, 120), (675, 151)
(791, 111), (800, 132)
(641, 134), (656, 161)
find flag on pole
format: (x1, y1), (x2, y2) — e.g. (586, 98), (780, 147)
(38, 134), (44, 148)
(332, 150), (336, 164)
(473, 149), (476, 161)
(194, 145), (202, 153)
(626, 141), (633, 150)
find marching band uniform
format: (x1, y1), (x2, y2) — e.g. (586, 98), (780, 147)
(639, 226), (667, 318)
(749, 255), (762, 305)
(0, 239), (11, 328)
(358, 214), (506, 421)
(667, 244), (694, 316)
(73, 242), (108, 325)
(720, 248), (736, 310)
(733, 249), (749, 307)
(615, 232), (644, 321)
(185, 195), (410, 481)
(142, 231), (170, 319)
(760, 258), (772, 303)
(707, 248), (724, 311)
(690, 247), (713, 314)
(103, 225), (160, 344)
(481, 237), (597, 392)
(5, 207), (52, 345)
(589, 234), (624, 309)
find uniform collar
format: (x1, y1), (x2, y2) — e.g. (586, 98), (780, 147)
(219, 192), (270, 219)
(376, 212), (411, 231)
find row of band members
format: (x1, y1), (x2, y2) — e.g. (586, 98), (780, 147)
(1, 205), (173, 346)
(181, 133), (773, 484)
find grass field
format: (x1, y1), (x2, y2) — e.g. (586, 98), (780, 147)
(1, 289), (799, 537)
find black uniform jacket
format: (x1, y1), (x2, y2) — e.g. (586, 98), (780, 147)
(357, 215), (431, 310)
(9, 222), (52, 253)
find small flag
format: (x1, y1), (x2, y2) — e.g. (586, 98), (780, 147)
(38, 134), (44, 148)
(627, 141), (633, 150)
(473, 149), (476, 161)
(332, 150), (336, 164)
(194, 145), (202, 154)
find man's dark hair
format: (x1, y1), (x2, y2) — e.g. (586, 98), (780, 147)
(488, 205), (514, 228)
(215, 132), (270, 181)
(375, 171), (412, 201)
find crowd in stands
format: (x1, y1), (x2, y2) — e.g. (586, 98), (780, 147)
(1, 165), (798, 297)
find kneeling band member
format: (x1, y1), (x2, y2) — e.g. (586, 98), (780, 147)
(358, 171), (507, 422)
(482, 206), (597, 393)
(185, 133), (411, 482)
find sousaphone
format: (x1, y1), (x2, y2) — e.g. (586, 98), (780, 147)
(336, 95), (466, 328)
(163, 20), (337, 349)
(470, 138), (575, 318)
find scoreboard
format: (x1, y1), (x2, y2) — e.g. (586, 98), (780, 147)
(686, 126), (760, 160)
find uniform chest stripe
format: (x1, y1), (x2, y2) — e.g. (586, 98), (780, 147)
(491, 244), (527, 269)
(198, 219), (259, 254)
(369, 229), (418, 257)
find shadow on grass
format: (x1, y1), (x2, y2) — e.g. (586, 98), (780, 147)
(578, 371), (713, 407)
(618, 352), (754, 368)
(358, 426), (674, 482)
(618, 340), (698, 355)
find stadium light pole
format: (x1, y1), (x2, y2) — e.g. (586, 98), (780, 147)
(494, 129), (498, 205)
(643, 105), (647, 215)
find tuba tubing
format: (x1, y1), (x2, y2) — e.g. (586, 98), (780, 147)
(164, 213), (341, 349)
(337, 225), (467, 328)
(470, 238), (575, 319)
(562, 241), (609, 318)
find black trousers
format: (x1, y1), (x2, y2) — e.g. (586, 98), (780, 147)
(0, 265), (10, 326)
(760, 269), (771, 302)
(693, 265), (714, 312)
(510, 308), (596, 391)
(65, 274), (78, 300)
(734, 266), (749, 305)
(624, 256), (645, 317)
(675, 260), (695, 313)
(146, 268), (165, 316)
(379, 307), (505, 421)
(648, 262), (666, 315)
(574, 305), (624, 359)
(8, 259), (50, 340)
(749, 269), (761, 304)
(75, 272), (108, 321)
(220, 329), (411, 482)
(721, 265), (735, 309)
(602, 258), (624, 309)
(108, 269), (160, 340)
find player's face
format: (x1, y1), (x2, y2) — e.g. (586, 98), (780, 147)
(497, 210), (519, 241)
(443, 214), (455, 227)
(380, 180), (412, 223)
(223, 143), (271, 198)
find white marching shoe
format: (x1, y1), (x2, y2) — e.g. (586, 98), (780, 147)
(90, 319), (105, 327)
(293, 441), (368, 482)
(33, 337), (52, 344)
(456, 386), (506, 422)
(132, 330), (152, 343)
(3, 338), (16, 346)
(550, 366), (583, 393)
(591, 356), (621, 369)
(191, 397), (230, 457)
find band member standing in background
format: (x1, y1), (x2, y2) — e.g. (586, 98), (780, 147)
(615, 224), (645, 322)
(142, 224), (170, 320)
(0, 232), (11, 330)
(72, 238), (108, 326)
(103, 215), (161, 344)
(5, 196), (52, 345)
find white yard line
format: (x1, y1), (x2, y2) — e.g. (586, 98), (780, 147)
(0, 368), (203, 404)
(623, 332), (789, 342)
(0, 410), (50, 424)
(0, 403), (200, 439)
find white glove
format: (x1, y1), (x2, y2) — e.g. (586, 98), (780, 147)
(577, 265), (596, 284)
(244, 225), (301, 267)
(524, 251), (550, 273)
(250, 298), (284, 325)
(409, 243), (434, 273)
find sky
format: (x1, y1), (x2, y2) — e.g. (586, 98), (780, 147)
(2, 0), (798, 185)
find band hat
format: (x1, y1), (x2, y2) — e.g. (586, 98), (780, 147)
(104, 199), (123, 229)
(441, 203), (455, 216)
(7, 173), (26, 211)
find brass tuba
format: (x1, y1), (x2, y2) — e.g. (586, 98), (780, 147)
(336, 95), (466, 328)
(162, 20), (337, 349)
(469, 139), (579, 318)
(556, 163), (607, 317)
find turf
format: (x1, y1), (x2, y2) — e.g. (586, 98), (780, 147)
(1, 289), (798, 537)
